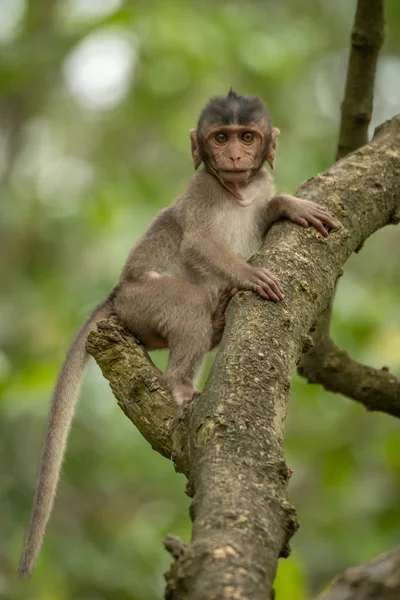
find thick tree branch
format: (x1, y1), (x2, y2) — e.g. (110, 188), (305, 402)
(86, 317), (177, 459)
(336, 0), (385, 160)
(317, 547), (400, 600)
(88, 117), (400, 599)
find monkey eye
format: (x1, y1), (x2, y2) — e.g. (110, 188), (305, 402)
(241, 132), (255, 144)
(214, 132), (228, 144)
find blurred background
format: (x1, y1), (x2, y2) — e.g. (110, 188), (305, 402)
(1, 1), (399, 598)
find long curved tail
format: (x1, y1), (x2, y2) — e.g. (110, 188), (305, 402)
(18, 298), (113, 578)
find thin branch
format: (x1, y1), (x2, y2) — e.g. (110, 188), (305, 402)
(336, 0), (385, 160)
(298, 336), (400, 418)
(317, 547), (400, 600)
(300, 0), (389, 414)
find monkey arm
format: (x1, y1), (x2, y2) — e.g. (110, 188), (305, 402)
(264, 194), (340, 237)
(181, 232), (284, 301)
(181, 232), (251, 284)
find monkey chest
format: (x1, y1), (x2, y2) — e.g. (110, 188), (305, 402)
(214, 204), (263, 260)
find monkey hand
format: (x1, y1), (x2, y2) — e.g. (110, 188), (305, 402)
(276, 195), (341, 237)
(239, 266), (284, 302)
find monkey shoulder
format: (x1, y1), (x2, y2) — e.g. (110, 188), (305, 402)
(171, 173), (223, 226)
(186, 169), (228, 204)
(135, 206), (183, 242)
(119, 207), (183, 282)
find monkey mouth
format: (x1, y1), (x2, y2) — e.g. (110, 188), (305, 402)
(219, 169), (251, 182)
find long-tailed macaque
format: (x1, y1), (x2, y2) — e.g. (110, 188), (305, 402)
(18, 89), (339, 577)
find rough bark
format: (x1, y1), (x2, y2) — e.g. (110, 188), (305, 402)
(86, 318), (177, 459)
(336, 0), (385, 160)
(298, 334), (400, 418)
(87, 117), (400, 599)
(317, 547), (400, 600)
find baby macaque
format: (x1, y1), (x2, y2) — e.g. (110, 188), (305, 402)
(18, 89), (339, 578)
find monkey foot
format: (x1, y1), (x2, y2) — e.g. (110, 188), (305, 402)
(174, 384), (200, 408)
(182, 389), (200, 408)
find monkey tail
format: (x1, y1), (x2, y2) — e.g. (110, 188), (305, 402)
(17, 297), (114, 578)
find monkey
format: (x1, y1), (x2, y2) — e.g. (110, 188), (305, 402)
(18, 89), (339, 578)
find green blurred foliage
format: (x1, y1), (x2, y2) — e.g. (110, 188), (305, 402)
(1, 1), (399, 598)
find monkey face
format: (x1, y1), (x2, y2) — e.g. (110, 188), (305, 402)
(190, 90), (280, 182)
(190, 123), (277, 184)
(201, 124), (265, 183)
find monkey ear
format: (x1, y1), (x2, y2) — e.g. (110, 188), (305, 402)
(189, 129), (202, 170)
(266, 127), (280, 170)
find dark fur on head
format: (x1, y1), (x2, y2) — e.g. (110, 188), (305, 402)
(195, 89), (273, 168)
(197, 88), (271, 133)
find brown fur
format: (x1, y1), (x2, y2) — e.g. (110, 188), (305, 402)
(18, 90), (339, 578)
(18, 299), (113, 577)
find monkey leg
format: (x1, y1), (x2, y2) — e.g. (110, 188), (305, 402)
(161, 283), (213, 405)
(114, 276), (213, 404)
(210, 287), (238, 349)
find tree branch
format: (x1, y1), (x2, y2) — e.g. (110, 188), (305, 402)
(299, 0), (390, 416)
(86, 317), (178, 459)
(317, 547), (400, 600)
(298, 335), (400, 418)
(336, 0), (385, 160)
(87, 117), (400, 599)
